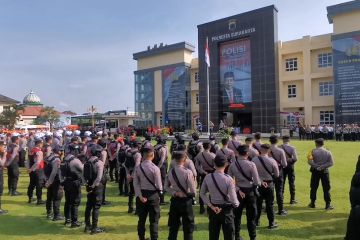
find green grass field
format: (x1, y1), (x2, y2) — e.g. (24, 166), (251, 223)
(0, 140), (358, 240)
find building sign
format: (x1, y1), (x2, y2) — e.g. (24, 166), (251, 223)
(211, 28), (256, 42)
(333, 35), (360, 123)
(163, 66), (188, 127)
(219, 39), (252, 108)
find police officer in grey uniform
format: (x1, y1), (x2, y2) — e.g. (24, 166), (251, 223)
(228, 131), (241, 153)
(44, 145), (64, 221)
(154, 136), (168, 205)
(308, 138), (334, 210)
(245, 137), (259, 160)
(6, 136), (20, 196)
(165, 150), (196, 240)
(170, 144), (198, 179)
(253, 133), (262, 153)
(84, 145), (106, 234)
(216, 138), (236, 167)
(0, 141), (8, 214)
(125, 140), (142, 213)
(200, 155), (239, 240)
(62, 144), (84, 227)
(133, 145), (163, 240)
(195, 141), (216, 214)
(269, 135), (288, 216)
(228, 145), (261, 240)
(280, 136), (298, 204)
(253, 144), (280, 229)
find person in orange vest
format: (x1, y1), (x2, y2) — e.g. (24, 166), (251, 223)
(27, 139), (46, 205)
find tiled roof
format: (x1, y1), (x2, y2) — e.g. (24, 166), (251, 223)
(18, 106), (43, 117)
(0, 94), (19, 104)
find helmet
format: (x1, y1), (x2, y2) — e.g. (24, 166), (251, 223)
(45, 131), (53, 137)
(54, 132), (62, 138)
(65, 131), (73, 137)
(53, 145), (64, 154)
(97, 131), (103, 136)
(74, 130), (81, 136)
(90, 145), (103, 158)
(84, 131), (92, 137)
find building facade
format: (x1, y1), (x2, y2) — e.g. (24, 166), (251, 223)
(133, 1), (360, 132)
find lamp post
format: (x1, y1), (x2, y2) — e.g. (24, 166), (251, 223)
(87, 105), (97, 128)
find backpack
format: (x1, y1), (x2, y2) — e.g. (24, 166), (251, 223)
(109, 141), (118, 156)
(60, 155), (75, 180)
(187, 140), (200, 160)
(118, 145), (129, 165)
(124, 149), (138, 169)
(210, 143), (217, 154)
(83, 158), (98, 184)
(44, 155), (56, 179)
(153, 144), (164, 166)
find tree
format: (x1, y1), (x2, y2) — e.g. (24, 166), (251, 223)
(0, 105), (23, 129)
(34, 106), (60, 131)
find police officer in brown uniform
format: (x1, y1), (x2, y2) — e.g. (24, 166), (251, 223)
(228, 145), (261, 240)
(6, 136), (20, 196)
(133, 145), (163, 240)
(245, 137), (259, 160)
(228, 131), (241, 153)
(252, 144), (280, 229)
(216, 138), (236, 169)
(0, 141), (8, 214)
(269, 135), (288, 216)
(124, 140), (142, 213)
(44, 145), (64, 221)
(200, 155), (239, 240)
(195, 141), (216, 214)
(280, 136), (298, 204)
(308, 138), (334, 210)
(165, 150), (196, 240)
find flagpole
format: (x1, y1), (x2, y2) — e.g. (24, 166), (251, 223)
(207, 64), (210, 136)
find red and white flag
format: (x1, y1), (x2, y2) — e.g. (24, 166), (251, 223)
(205, 37), (210, 67)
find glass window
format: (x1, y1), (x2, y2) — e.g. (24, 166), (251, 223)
(319, 81), (334, 96)
(285, 58), (298, 71)
(194, 72), (199, 82)
(320, 111), (334, 124)
(196, 93), (199, 104)
(287, 115), (297, 125)
(288, 85), (296, 98)
(318, 53), (332, 68)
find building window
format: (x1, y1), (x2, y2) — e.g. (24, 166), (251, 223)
(196, 93), (199, 104)
(320, 111), (334, 125)
(287, 115), (297, 125)
(194, 72), (199, 82)
(319, 81), (334, 96)
(285, 58), (298, 71)
(288, 85), (297, 98)
(318, 53), (332, 68)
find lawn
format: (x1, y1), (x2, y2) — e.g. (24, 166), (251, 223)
(0, 140), (358, 240)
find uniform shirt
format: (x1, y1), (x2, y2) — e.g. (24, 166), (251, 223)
(0, 152), (6, 169)
(280, 143), (298, 165)
(154, 144), (168, 168)
(124, 148), (142, 176)
(200, 171), (239, 207)
(133, 159), (162, 198)
(44, 144), (52, 158)
(101, 150), (108, 166)
(195, 150), (216, 175)
(52, 137), (62, 149)
(308, 147), (334, 170)
(108, 141), (120, 161)
(270, 145), (287, 168)
(170, 157), (197, 178)
(165, 164), (196, 197)
(64, 154), (84, 181)
(253, 141), (262, 153)
(252, 155), (279, 181)
(46, 156), (61, 185)
(27, 138), (35, 152)
(228, 156), (261, 189)
(6, 143), (19, 166)
(216, 147), (235, 162)
(248, 145), (259, 159)
(88, 156), (104, 188)
(19, 138), (27, 151)
(228, 139), (241, 153)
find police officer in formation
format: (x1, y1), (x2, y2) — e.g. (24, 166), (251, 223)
(154, 135), (168, 205)
(165, 150), (196, 240)
(117, 138), (129, 196)
(133, 145), (162, 240)
(308, 138), (334, 210)
(228, 145), (261, 240)
(252, 144), (279, 229)
(27, 139), (45, 204)
(44, 145), (64, 221)
(280, 135), (298, 204)
(6, 135), (20, 196)
(0, 141), (7, 215)
(200, 155), (239, 240)
(269, 135), (288, 216)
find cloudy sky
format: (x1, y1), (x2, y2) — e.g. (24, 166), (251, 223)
(0, 0), (345, 114)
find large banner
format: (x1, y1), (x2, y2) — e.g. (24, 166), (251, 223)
(333, 35), (360, 123)
(219, 39), (252, 108)
(163, 66), (187, 127)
